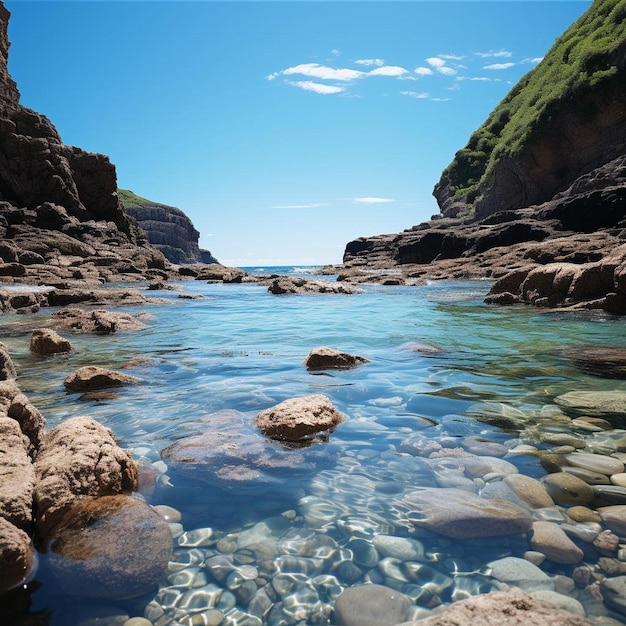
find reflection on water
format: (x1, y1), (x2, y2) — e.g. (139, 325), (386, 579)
(2, 277), (626, 625)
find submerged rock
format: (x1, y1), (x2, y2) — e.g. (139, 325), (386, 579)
(555, 390), (626, 427)
(404, 487), (533, 538)
(255, 394), (346, 443)
(46, 495), (172, 600)
(567, 347), (626, 379)
(304, 347), (369, 370)
(334, 584), (411, 626)
(161, 410), (338, 490)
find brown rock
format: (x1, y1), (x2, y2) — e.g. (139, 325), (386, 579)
(0, 416), (34, 530)
(598, 504), (626, 536)
(30, 328), (71, 355)
(0, 517), (35, 593)
(268, 276), (360, 295)
(51, 307), (149, 333)
(401, 588), (593, 625)
(63, 365), (141, 392)
(541, 472), (595, 505)
(46, 495), (172, 600)
(255, 394), (346, 442)
(530, 521), (584, 564)
(0, 341), (16, 380)
(34, 415), (137, 541)
(304, 347), (369, 370)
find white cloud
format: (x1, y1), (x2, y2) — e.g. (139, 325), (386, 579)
(282, 63), (364, 81)
(523, 57), (544, 64)
(369, 65), (410, 77)
(401, 90), (429, 99)
(425, 57), (457, 76)
(414, 66), (433, 76)
(273, 203), (326, 209)
(456, 76), (498, 82)
(331, 49), (341, 57)
(288, 81), (345, 95)
(475, 50), (513, 58)
(431, 98), (452, 102)
(355, 58), (385, 67)
(426, 57), (446, 69)
(439, 54), (465, 61)
(353, 197), (395, 204)
(483, 62), (516, 70)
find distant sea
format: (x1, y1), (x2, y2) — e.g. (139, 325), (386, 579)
(2, 274), (626, 625)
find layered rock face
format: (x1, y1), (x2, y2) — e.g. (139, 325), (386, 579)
(0, 3), (166, 285)
(119, 189), (218, 265)
(341, 0), (626, 313)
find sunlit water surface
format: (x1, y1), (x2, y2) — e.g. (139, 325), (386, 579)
(2, 269), (626, 625)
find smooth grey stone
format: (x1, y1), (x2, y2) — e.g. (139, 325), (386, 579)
(563, 466), (611, 485)
(565, 452), (624, 476)
(334, 584), (411, 626)
(373, 535), (425, 562)
(592, 485), (626, 506)
(487, 557), (554, 592)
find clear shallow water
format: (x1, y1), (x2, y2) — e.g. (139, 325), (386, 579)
(2, 269), (626, 625)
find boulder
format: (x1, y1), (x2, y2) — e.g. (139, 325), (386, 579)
(63, 365), (141, 392)
(399, 588), (593, 625)
(0, 416), (35, 530)
(0, 380), (45, 453)
(304, 347), (369, 370)
(0, 517), (35, 593)
(34, 415), (137, 541)
(255, 394), (346, 443)
(29, 328), (71, 355)
(404, 487), (533, 538)
(46, 495), (172, 600)
(334, 584), (412, 626)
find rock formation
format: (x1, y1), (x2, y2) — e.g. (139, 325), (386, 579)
(0, 3), (167, 287)
(340, 0), (626, 313)
(119, 189), (218, 265)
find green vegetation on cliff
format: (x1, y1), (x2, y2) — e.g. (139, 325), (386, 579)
(118, 188), (154, 210)
(442, 0), (626, 205)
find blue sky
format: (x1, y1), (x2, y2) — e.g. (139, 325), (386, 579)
(6, 0), (591, 266)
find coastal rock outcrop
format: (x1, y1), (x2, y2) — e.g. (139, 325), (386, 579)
(29, 328), (71, 355)
(119, 189), (218, 265)
(340, 0), (626, 314)
(0, 5), (167, 288)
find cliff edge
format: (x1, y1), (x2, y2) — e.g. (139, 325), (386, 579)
(119, 190), (218, 265)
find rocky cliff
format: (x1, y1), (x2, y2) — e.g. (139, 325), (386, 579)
(119, 190), (218, 265)
(434, 0), (626, 220)
(341, 0), (626, 313)
(0, 2), (167, 286)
